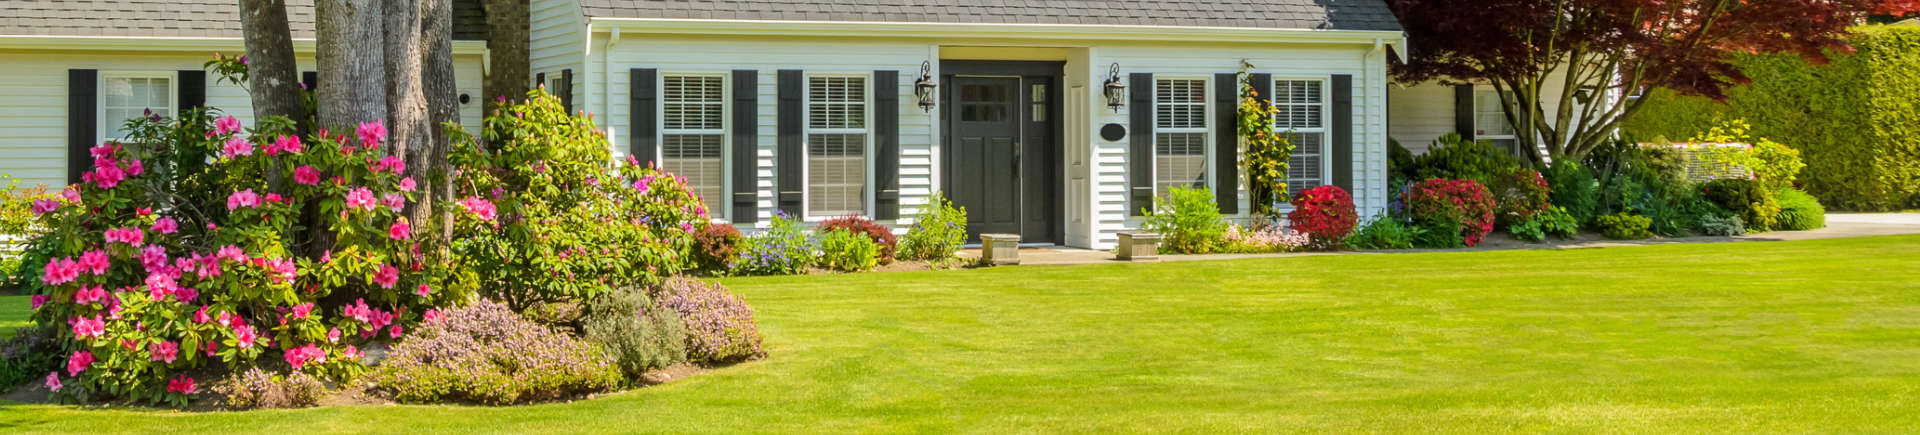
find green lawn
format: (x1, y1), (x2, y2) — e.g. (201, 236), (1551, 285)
(5, 235), (1920, 432)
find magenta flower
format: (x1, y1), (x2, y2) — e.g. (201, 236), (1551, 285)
(345, 187), (377, 211)
(90, 144), (117, 159)
(388, 220), (412, 241)
(415, 283), (431, 297)
(383, 192), (405, 213)
(233, 322), (257, 349)
(72, 285), (107, 305)
(285, 343), (324, 369)
(389, 324), (403, 338)
(343, 345), (362, 360)
(87, 162), (126, 189)
(424, 309), (442, 323)
(127, 158), (145, 176)
(151, 341), (179, 364)
(41, 257), (79, 285)
(344, 298), (372, 323)
(273, 135), (303, 154)
(266, 258), (296, 284)
(194, 305), (211, 323)
(174, 286), (198, 303)
(45, 372), (61, 392)
(167, 374), (197, 395)
(372, 264), (399, 289)
(67, 351), (94, 376)
(459, 196), (497, 221)
(71, 315), (105, 339)
(78, 249), (109, 275)
(214, 115), (242, 136)
(222, 136), (254, 158)
(30, 199), (59, 216)
(291, 303), (314, 320)
(104, 227), (145, 247)
(146, 273), (177, 301)
(327, 327), (342, 343)
(30, 294), (48, 310)
(377, 155), (406, 174)
(217, 245), (246, 263)
(356, 120), (387, 147)
(398, 177), (416, 192)
(151, 216), (178, 234)
(140, 244), (169, 271)
(293, 165), (321, 186)
(61, 186), (81, 203)
(227, 189), (261, 211)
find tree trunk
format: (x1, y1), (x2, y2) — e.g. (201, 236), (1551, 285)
(421, 0), (459, 240)
(237, 0), (303, 129)
(315, 0), (387, 132)
(484, 0), (530, 108)
(384, 0), (429, 160)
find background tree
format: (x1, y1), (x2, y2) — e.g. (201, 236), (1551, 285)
(236, 0), (303, 132)
(314, 0), (387, 130)
(422, 0), (460, 238)
(1385, 0), (1920, 166)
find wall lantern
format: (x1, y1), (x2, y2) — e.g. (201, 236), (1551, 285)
(1103, 63), (1127, 113)
(914, 61), (938, 112)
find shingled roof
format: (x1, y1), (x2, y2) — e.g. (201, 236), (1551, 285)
(578, 0), (1404, 32)
(0, 0), (487, 40)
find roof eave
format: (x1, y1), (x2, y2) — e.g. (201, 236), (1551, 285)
(587, 17), (1406, 46)
(0, 35), (489, 53)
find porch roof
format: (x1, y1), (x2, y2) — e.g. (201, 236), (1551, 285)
(579, 0), (1404, 32)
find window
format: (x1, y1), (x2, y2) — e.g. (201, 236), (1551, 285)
(1474, 89), (1518, 154)
(1275, 79), (1325, 198)
(102, 74), (172, 142)
(661, 75), (727, 218)
(805, 76), (868, 218)
(1154, 78), (1207, 198)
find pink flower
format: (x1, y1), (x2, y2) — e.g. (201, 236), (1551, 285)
(127, 159), (145, 176)
(140, 244), (169, 271)
(31, 199), (60, 215)
(344, 299), (372, 323)
(372, 264), (399, 289)
(205, 341), (218, 356)
(293, 165), (321, 185)
(272, 135), (304, 155)
(383, 193), (406, 213)
(45, 372), (61, 392)
(222, 136), (254, 158)
(356, 120), (387, 147)
(78, 249), (109, 275)
(67, 351), (94, 376)
(88, 162), (125, 189)
(345, 187), (377, 211)
(194, 305), (211, 323)
(389, 324), (403, 338)
(370, 309), (394, 330)
(459, 197), (497, 221)
(217, 245), (246, 262)
(291, 303), (314, 320)
(377, 155), (406, 174)
(227, 189), (261, 211)
(415, 284), (431, 297)
(72, 285), (107, 305)
(266, 257), (297, 284)
(285, 343), (325, 369)
(327, 327), (342, 343)
(389, 220), (412, 241)
(423, 309), (442, 323)
(174, 286), (198, 303)
(151, 216), (178, 234)
(217, 311), (234, 327)
(214, 115), (242, 136)
(146, 273), (177, 301)
(41, 257), (79, 285)
(104, 227), (145, 247)
(30, 294), (48, 310)
(61, 187), (81, 203)
(233, 323), (257, 349)
(151, 341), (179, 364)
(71, 315), (105, 339)
(91, 144), (117, 159)
(343, 345), (362, 360)
(398, 177), (416, 192)
(167, 374), (197, 395)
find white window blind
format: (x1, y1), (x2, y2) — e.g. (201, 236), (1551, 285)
(806, 76), (868, 218)
(103, 75), (171, 142)
(1154, 78), (1208, 198)
(661, 75), (727, 217)
(1475, 89), (1519, 154)
(1275, 79), (1326, 198)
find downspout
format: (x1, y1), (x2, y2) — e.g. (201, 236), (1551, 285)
(605, 26), (621, 148)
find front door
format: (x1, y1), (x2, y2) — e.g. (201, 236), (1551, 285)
(947, 76), (1023, 239)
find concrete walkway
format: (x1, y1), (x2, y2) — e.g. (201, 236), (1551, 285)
(958, 213), (1920, 266)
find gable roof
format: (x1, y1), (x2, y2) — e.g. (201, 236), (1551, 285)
(0, 0), (487, 40)
(578, 0), (1403, 32)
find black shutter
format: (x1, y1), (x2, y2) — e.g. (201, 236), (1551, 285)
(776, 70), (804, 218)
(302, 71), (318, 92)
(1331, 75), (1355, 194)
(68, 69), (98, 184)
(535, 72), (546, 93)
(731, 69), (759, 224)
(1128, 72), (1153, 216)
(177, 70), (206, 114)
(1247, 73), (1272, 208)
(1454, 84), (1475, 140)
(629, 68), (657, 166)
(873, 70), (901, 220)
(1212, 73), (1239, 214)
(560, 69), (574, 114)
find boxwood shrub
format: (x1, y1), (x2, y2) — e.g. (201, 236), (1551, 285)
(1775, 188), (1828, 231)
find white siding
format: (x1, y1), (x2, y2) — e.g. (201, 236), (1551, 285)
(0, 48), (485, 190)
(530, 0), (588, 104)
(1388, 82), (1456, 154)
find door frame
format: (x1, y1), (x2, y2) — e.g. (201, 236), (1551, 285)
(939, 60), (1066, 245)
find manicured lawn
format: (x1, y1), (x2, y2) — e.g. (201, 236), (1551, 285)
(5, 235), (1920, 432)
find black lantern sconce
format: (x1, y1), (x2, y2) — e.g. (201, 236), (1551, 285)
(1103, 63), (1127, 113)
(914, 61), (938, 112)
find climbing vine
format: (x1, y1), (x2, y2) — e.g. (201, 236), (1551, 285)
(1236, 62), (1293, 216)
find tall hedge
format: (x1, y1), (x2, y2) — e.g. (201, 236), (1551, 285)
(1623, 25), (1920, 211)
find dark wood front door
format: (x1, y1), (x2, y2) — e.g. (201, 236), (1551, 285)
(942, 61), (1064, 244)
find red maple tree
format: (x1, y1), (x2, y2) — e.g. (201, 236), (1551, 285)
(1386, 0), (1919, 164)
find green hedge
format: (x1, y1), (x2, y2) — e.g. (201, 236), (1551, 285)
(1623, 25), (1920, 211)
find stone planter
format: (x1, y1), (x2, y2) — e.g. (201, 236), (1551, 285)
(1116, 231), (1161, 262)
(980, 233), (1022, 266)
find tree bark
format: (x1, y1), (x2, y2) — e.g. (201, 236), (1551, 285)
(484, 0), (531, 108)
(315, 0), (387, 132)
(237, 0), (303, 129)
(384, 0), (429, 160)
(421, 0), (459, 240)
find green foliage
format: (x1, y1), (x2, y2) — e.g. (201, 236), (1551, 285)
(1395, 133), (1520, 186)
(1622, 25), (1920, 210)
(449, 89), (705, 310)
(1142, 187), (1228, 254)
(897, 192), (968, 266)
(1509, 206), (1579, 242)
(1543, 162), (1602, 226)
(1596, 213), (1654, 240)
(1237, 67), (1293, 215)
(818, 216), (898, 264)
(1488, 167), (1551, 227)
(1411, 218), (1467, 249)
(1345, 216), (1423, 250)
(691, 224), (744, 274)
(1699, 214), (1747, 236)
(0, 324), (59, 391)
(818, 229), (881, 273)
(1774, 188), (1827, 231)
(370, 299), (622, 405)
(1702, 179), (1780, 231)
(1406, 179), (1497, 247)
(734, 213), (817, 276)
(1694, 120), (1806, 193)
(583, 285), (687, 379)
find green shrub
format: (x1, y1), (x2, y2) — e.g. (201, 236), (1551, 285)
(1701, 178), (1780, 231)
(1596, 213), (1654, 240)
(1543, 162), (1602, 226)
(0, 324), (59, 391)
(370, 299), (622, 405)
(734, 212), (818, 276)
(818, 215), (897, 263)
(1623, 25), (1920, 211)
(691, 224), (744, 274)
(213, 368), (327, 409)
(1699, 214), (1747, 236)
(1142, 186), (1228, 254)
(583, 285), (687, 379)
(1489, 167), (1551, 227)
(1397, 133), (1520, 185)
(1775, 188), (1827, 231)
(1509, 206), (1579, 242)
(1411, 218), (1467, 249)
(819, 229), (881, 272)
(898, 192), (968, 265)
(654, 278), (766, 365)
(1345, 216), (1423, 250)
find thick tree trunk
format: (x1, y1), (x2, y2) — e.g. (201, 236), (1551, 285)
(315, 0), (387, 132)
(484, 0), (530, 108)
(237, 0), (303, 128)
(384, 0), (429, 160)
(420, 0), (459, 240)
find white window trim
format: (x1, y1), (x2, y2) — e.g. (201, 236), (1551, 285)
(1473, 87), (1517, 142)
(1151, 76), (1213, 197)
(657, 72), (731, 223)
(98, 71), (177, 144)
(1273, 76), (1331, 200)
(800, 72), (875, 222)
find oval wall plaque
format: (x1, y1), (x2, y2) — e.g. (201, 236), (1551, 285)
(1100, 123), (1127, 142)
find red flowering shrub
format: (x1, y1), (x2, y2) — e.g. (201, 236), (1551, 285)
(690, 224), (744, 273)
(818, 215), (897, 263)
(1407, 179), (1497, 246)
(1488, 167), (1551, 226)
(1286, 185), (1358, 249)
